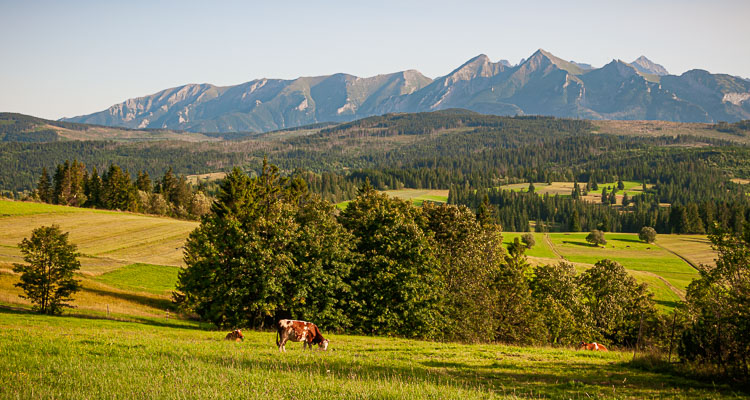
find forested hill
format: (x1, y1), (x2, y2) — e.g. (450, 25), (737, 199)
(0, 113), (244, 142)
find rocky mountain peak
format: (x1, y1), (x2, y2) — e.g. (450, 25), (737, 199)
(630, 56), (669, 76)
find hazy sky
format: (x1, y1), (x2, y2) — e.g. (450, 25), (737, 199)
(1, 0), (749, 120)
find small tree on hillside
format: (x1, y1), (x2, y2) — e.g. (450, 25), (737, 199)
(13, 225), (81, 314)
(638, 226), (657, 243)
(521, 233), (536, 249)
(586, 230), (607, 247)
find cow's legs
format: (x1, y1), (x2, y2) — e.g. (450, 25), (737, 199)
(279, 338), (287, 353)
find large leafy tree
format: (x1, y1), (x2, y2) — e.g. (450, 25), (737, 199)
(680, 227), (750, 378)
(177, 164), (299, 329)
(286, 193), (355, 329)
(176, 162), (353, 330)
(13, 225), (81, 314)
(578, 259), (654, 345)
(339, 182), (441, 338)
(422, 202), (505, 342)
(530, 262), (591, 345)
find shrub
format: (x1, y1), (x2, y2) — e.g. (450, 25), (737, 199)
(586, 230), (606, 246)
(639, 226), (657, 243)
(521, 233), (536, 249)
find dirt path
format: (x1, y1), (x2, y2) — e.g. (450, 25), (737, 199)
(656, 243), (701, 272)
(639, 271), (686, 301)
(544, 233), (566, 260)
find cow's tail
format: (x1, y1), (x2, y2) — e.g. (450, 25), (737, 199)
(275, 324), (280, 347)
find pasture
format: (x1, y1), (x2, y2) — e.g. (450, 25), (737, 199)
(498, 181), (650, 206)
(0, 308), (742, 399)
(0, 199), (736, 398)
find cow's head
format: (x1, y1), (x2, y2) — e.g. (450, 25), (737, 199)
(577, 341), (586, 349)
(319, 339), (329, 351)
(235, 329), (244, 341)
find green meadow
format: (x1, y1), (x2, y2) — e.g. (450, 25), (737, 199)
(0, 199), (735, 398)
(0, 308), (742, 399)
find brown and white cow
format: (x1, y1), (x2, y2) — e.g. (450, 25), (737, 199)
(225, 329), (244, 342)
(275, 319), (329, 352)
(578, 341), (608, 351)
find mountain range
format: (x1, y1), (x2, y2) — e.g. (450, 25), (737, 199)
(63, 49), (750, 132)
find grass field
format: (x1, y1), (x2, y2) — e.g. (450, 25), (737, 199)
(0, 200), (736, 398)
(336, 189), (449, 209)
(543, 232), (701, 308)
(0, 200), (197, 272)
(381, 189), (449, 206)
(0, 308), (742, 399)
(499, 181), (650, 206)
(93, 263), (181, 295)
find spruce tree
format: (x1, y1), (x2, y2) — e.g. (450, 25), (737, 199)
(36, 167), (51, 203)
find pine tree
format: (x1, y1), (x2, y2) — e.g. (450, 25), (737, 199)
(569, 209), (581, 232)
(36, 168), (51, 203)
(136, 171), (152, 193)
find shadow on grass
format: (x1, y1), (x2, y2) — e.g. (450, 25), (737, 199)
(611, 238), (644, 244)
(655, 299), (681, 309)
(81, 286), (173, 311)
(0, 303), (210, 331)
(562, 241), (599, 248)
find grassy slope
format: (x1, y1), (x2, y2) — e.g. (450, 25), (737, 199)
(0, 200), (197, 272)
(0, 309), (741, 399)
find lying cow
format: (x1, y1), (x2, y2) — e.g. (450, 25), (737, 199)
(578, 341), (608, 351)
(275, 319), (329, 352)
(225, 329), (244, 342)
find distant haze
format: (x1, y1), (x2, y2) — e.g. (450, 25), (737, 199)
(1, 0), (748, 120)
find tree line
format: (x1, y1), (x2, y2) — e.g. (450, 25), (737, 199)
(34, 160), (212, 219)
(176, 162), (662, 348)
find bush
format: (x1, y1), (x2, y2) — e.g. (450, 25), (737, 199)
(521, 233), (536, 249)
(586, 230), (606, 246)
(639, 226), (657, 243)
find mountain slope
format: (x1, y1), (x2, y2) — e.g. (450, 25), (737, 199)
(0, 113), (219, 142)
(64, 50), (750, 131)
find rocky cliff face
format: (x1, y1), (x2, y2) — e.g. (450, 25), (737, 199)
(64, 50), (750, 132)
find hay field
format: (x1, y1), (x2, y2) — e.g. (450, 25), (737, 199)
(0, 200), (198, 273)
(500, 181), (651, 205)
(382, 189), (449, 206)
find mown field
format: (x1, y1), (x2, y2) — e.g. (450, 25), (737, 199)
(0, 199), (197, 273)
(1, 308), (744, 399)
(337, 189), (449, 209)
(0, 200), (714, 313)
(499, 181), (650, 205)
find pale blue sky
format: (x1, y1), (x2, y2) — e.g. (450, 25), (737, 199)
(1, 0), (748, 120)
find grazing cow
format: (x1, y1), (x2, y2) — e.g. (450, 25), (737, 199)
(225, 329), (244, 342)
(275, 319), (329, 352)
(578, 341), (608, 351)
